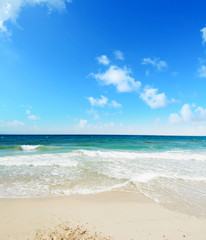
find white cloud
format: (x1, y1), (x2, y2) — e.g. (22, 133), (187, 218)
(91, 65), (141, 92)
(140, 86), (168, 109)
(78, 119), (87, 128)
(114, 50), (124, 60)
(0, 0), (72, 33)
(145, 69), (150, 76)
(87, 95), (122, 109)
(110, 100), (121, 108)
(96, 55), (110, 65)
(87, 95), (108, 107)
(200, 27), (206, 44)
(87, 109), (100, 120)
(169, 113), (181, 124)
(195, 106), (206, 120)
(180, 104), (193, 122)
(169, 104), (206, 123)
(26, 109), (40, 120)
(198, 65), (206, 78)
(0, 120), (24, 127)
(142, 57), (167, 71)
(28, 114), (40, 120)
(87, 121), (114, 130)
(172, 71), (178, 76)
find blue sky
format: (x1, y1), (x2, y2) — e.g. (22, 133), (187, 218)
(0, 0), (206, 135)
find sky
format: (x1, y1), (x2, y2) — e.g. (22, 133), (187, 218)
(0, 0), (206, 135)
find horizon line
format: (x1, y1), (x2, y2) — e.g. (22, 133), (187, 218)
(1, 133), (206, 137)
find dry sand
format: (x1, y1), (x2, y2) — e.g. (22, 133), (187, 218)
(0, 192), (206, 240)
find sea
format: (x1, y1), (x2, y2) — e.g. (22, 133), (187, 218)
(0, 134), (206, 217)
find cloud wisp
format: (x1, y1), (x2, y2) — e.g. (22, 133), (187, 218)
(87, 95), (108, 107)
(197, 65), (206, 78)
(0, 0), (72, 33)
(86, 109), (100, 120)
(201, 27), (206, 45)
(26, 109), (40, 120)
(96, 55), (110, 65)
(87, 95), (122, 108)
(142, 57), (167, 71)
(78, 119), (87, 129)
(110, 100), (121, 108)
(0, 120), (24, 127)
(114, 50), (124, 60)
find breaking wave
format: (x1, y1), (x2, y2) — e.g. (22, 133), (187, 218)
(0, 145), (60, 151)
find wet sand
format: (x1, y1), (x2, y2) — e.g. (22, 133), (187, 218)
(0, 192), (206, 240)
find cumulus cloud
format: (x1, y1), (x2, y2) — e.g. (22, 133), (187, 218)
(140, 86), (169, 109)
(0, 0), (72, 33)
(198, 65), (206, 78)
(91, 65), (141, 92)
(195, 106), (206, 119)
(96, 55), (110, 65)
(169, 104), (206, 123)
(142, 57), (167, 71)
(179, 104), (194, 122)
(114, 50), (124, 60)
(201, 27), (206, 44)
(0, 120), (24, 127)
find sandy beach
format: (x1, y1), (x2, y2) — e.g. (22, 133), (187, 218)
(0, 192), (206, 240)
(2, 0), (206, 237)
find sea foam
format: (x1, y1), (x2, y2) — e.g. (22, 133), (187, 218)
(1, 148), (206, 217)
(77, 149), (206, 162)
(21, 145), (40, 151)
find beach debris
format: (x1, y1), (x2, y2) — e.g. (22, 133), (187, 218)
(32, 222), (112, 240)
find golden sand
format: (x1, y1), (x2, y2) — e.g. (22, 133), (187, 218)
(1, 192), (206, 240)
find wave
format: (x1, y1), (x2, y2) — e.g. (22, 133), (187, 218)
(1, 149), (206, 168)
(1, 152), (206, 184)
(0, 145), (22, 150)
(1, 148), (206, 217)
(0, 152), (78, 167)
(76, 149), (206, 162)
(0, 145), (60, 151)
(1, 146), (206, 162)
(130, 172), (206, 184)
(20, 145), (40, 151)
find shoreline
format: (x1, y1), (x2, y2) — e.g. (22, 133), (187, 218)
(1, 192), (206, 240)
(0, 190), (152, 202)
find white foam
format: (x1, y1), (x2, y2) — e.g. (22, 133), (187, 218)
(77, 149), (206, 162)
(131, 172), (160, 183)
(21, 145), (40, 151)
(131, 172), (206, 184)
(70, 182), (129, 195)
(3, 149), (206, 165)
(1, 149), (206, 201)
(0, 152), (78, 167)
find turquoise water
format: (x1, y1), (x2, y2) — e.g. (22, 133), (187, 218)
(1, 135), (206, 217)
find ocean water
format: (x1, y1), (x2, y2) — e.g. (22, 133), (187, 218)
(1, 135), (206, 217)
